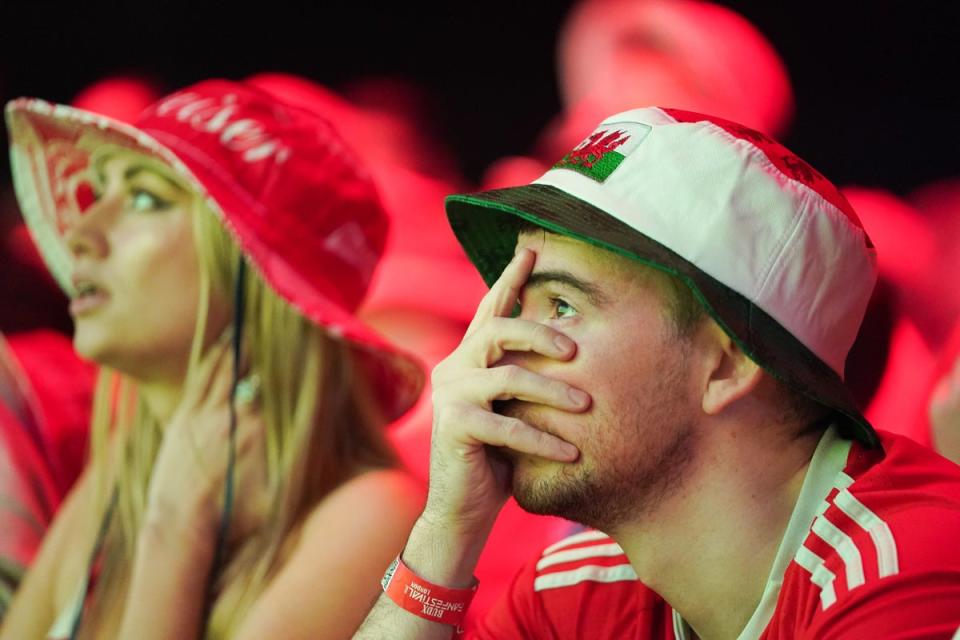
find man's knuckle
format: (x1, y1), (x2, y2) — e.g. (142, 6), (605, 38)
(533, 322), (555, 343)
(498, 364), (521, 385)
(500, 417), (522, 440)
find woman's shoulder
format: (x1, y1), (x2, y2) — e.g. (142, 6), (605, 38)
(44, 466), (104, 610)
(303, 466), (425, 536)
(1, 465), (102, 639)
(233, 469), (425, 639)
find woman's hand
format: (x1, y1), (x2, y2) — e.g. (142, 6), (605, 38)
(144, 333), (268, 547)
(117, 334), (269, 640)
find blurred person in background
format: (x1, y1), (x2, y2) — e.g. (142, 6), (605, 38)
(843, 179), (960, 459)
(340, 75), (466, 188)
(928, 323), (960, 463)
(840, 188), (937, 444)
(484, 0), (794, 190)
(908, 179), (960, 352)
(0, 331), (96, 617)
(0, 78), (424, 639)
(910, 178), (960, 463)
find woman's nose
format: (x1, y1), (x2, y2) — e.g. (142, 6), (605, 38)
(64, 193), (116, 259)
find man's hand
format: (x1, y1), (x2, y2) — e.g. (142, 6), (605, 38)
(354, 248), (591, 639)
(423, 247), (587, 543)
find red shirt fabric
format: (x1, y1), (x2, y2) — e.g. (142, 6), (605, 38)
(467, 428), (960, 639)
(4, 330), (95, 498)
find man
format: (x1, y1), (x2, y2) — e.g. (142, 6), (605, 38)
(355, 107), (960, 639)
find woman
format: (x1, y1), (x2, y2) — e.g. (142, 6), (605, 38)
(0, 79), (425, 639)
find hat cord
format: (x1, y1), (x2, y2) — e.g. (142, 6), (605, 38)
(67, 487), (118, 640)
(203, 256), (247, 625)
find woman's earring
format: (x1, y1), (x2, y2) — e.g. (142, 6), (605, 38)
(235, 373), (261, 405)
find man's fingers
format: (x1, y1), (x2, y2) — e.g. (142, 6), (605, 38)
(490, 365), (591, 409)
(476, 318), (577, 368)
(490, 248), (536, 317)
(467, 248), (536, 334)
(434, 319), (576, 384)
(438, 365), (591, 413)
(446, 403), (579, 462)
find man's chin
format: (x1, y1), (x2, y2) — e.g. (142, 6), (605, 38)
(501, 448), (572, 477)
(508, 453), (587, 517)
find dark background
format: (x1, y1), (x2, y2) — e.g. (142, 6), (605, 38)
(1, 1), (958, 193)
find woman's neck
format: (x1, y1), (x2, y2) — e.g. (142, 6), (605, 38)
(137, 380), (184, 424)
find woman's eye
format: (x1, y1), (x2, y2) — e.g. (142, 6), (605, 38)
(130, 188), (171, 212)
(551, 298), (577, 319)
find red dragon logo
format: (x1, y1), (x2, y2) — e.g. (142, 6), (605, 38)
(564, 129), (631, 168)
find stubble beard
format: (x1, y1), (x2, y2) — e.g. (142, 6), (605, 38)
(500, 347), (696, 532)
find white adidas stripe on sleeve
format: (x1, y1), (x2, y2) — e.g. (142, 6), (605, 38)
(541, 530), (610, 556)
(833, 489), (899, 578)
(811, 515), (866, 590)
(795, 545), (838, 609)
(534, 564), (638, 592)
(537, 543), (625, 571)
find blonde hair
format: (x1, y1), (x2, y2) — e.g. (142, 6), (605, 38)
(81, 189), (396, 638)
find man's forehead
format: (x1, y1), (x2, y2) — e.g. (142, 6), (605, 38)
(516, 228), (644, 277)
(514, 227), (678, 305)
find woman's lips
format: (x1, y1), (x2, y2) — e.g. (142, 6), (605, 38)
(70, 288), (110, 316)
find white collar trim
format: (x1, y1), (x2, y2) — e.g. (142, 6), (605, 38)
(671, 426), (851, 640)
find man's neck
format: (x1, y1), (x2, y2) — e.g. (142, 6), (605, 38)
(610, 421), (823, 640)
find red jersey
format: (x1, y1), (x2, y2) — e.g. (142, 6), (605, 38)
(467, 428), (960, 639)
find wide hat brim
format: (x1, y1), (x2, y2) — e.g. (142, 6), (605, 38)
(6, 99), (423, 422)
(446, 183), (878, 447)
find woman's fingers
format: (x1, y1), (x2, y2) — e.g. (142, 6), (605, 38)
(181, 328), (234, 407)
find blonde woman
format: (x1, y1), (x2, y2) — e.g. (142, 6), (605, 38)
(0, 79), (424, 639)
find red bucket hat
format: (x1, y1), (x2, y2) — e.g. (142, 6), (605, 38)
(5, 79), (423, 421)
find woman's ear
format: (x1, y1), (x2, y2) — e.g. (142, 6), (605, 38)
(698, 324), (764, 415)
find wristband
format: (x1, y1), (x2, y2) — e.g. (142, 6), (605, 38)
(381, 554), (479, 627)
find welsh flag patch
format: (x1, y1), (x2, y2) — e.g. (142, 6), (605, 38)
(553, 122), (651, 182)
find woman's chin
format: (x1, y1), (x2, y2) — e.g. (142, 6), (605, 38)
(72, 327), (110, 365)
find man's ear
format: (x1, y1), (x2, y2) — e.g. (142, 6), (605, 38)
(698, 324), (764, 415)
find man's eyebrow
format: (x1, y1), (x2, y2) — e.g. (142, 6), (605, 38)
(524, 269), (610, 306)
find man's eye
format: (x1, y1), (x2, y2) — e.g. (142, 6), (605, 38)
(551, 298), (577, 319)
(130, 189), (171, 212)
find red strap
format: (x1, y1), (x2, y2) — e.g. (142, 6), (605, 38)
(381, 554), (478, 627)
